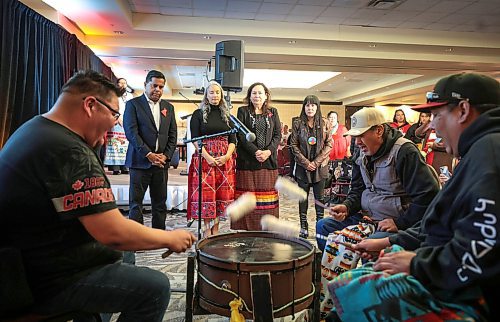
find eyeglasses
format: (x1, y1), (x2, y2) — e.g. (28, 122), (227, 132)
(84, 96), (120, 120)
(426, 91), (468, 104)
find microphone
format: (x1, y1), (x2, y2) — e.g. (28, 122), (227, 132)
(229, 114), (256, 142)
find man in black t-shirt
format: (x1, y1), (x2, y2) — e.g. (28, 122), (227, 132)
(0, 71), (196, 321)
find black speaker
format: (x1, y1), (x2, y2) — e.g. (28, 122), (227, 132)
(215, 40), (244, 92)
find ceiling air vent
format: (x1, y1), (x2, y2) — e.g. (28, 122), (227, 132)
(367, 0), (405, 10)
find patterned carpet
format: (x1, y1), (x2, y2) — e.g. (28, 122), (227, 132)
(109, 164), (322, 321)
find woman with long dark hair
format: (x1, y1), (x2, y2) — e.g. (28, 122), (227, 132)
(290, 95), (332, 238)
(231, 82), (281, 230)
(389, 109), (411, 134)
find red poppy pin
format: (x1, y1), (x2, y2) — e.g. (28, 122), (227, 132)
(161, 109), (167, 117)
(268, 112), (273, 117)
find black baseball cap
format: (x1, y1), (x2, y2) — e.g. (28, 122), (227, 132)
(412, 73), (500, 112)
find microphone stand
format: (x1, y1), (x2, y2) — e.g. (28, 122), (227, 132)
(184, 128), (238, 240)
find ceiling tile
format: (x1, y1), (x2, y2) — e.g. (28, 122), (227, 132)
(132, 0), (160, 5)
(193, 0), (227, 9)
(428, 0), (470, 13)
(331, 0), (371, 9)
(159, 7), (193, 15)
(349, 8), (386, 19)
(290, 5), (327, 16)
(193, 9), (225, 17)
(422, 23), (455, 31)
(397, 21), (428, 29)
(227, 1), (261, 12)
(382, 10), (420, 21)
(320, 6), (357, 17)
(285, 15), (316, 22)
(225, 11), (258, 19)
(255, 13), (287, 20)
(344, 17), (376, 25)
(395, 0), (434, 11)
(437, 13), (471, 24)
(408, 12), (448, 23)
(314, 15), (345, 24)
(370, 19), (402, 28)
(298, 0), (333, 5)
(158, 0), (192, 8)
(460, 2), (500, 14)
(263, 0), (298, 3)
(259, 2), (294, 14)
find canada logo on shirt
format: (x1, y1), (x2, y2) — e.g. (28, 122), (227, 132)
(53, 176), (115, 212)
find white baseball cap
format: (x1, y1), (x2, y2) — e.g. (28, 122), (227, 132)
(344, 108), (386, 137)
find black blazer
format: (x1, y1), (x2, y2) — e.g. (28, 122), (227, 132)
(124, 94), (177, 169)
(235, 106), (281, 170)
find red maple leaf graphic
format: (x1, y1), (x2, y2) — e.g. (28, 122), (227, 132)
(72, 180), (84, 191)
(161, 109), (167, 117)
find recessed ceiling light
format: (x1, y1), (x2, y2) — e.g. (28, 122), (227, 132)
(243, 69), (341, 89)
(288, 40), (297, 44)
(445, 48), (453, 52)
(203, 35), (211, 40)
(369, 44), (377, 48)
(113, 30), (124, 35)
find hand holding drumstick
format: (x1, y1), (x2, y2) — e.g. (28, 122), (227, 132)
(314, 200), (348, 221)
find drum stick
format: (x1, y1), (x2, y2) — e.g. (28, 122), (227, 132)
(261, 215), (300, 238)
(161, 250), (174, 258)
(226, 193), (257, 222)
(275, 176), (307, 201)
(334, 241), (379, 257)
(314, 199), (329, 210)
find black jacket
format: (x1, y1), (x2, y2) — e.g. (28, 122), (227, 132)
(390, 107), (500, 318)
(235, 106), (281, 170)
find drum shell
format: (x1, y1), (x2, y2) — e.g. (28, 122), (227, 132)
(196, 231), (315, 319)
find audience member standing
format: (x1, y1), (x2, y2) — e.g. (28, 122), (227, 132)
(404, 111), (431, 147)
(290, 95), (332, 238)
(389, 109), (411, 134)
(124, 70), (177, 230)
(232, 82), (281, 231)
(327, 111), (351, 161)
(187, 81), (236, 237)
(104, 78), (133, 175)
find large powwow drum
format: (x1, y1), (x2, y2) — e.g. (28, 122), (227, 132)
(196, 231), (315, 319)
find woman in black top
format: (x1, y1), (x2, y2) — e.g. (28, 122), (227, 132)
(290, 95), (332, 238)
(404, 112), (431, 146)
(232, 82), (281, 230)
(187, 81), (236, 237)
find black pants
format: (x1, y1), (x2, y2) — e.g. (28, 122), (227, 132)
(128, 167), (168, 230)
(297, 178), (325, 219)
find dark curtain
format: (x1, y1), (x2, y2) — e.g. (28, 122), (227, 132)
(0, 0), (115, 148)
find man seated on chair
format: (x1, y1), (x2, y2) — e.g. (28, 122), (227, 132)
(315, 107), (439, 251)
(0, 70), (196, 321)
(331, 72), (500, 321)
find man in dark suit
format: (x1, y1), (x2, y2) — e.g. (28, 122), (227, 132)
(124, 70), (177, 230)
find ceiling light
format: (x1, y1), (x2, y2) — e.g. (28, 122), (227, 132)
(203, 35), (211, 40)
(243, 69), (341, 89)
(445, 48), (453, 52)
(288, 40), (297, 44)
(113, 30), (124, 35)
(369, 44), (376, 48)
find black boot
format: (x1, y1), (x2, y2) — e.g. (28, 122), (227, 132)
(299, 213), (309, 238)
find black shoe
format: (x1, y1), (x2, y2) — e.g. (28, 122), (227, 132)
(299, 229), (309, 239)
(112, 171), (120, 175)
(121, 170), (129, 174)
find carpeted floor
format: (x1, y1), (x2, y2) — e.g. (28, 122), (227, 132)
(109, 163), (324, 321)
